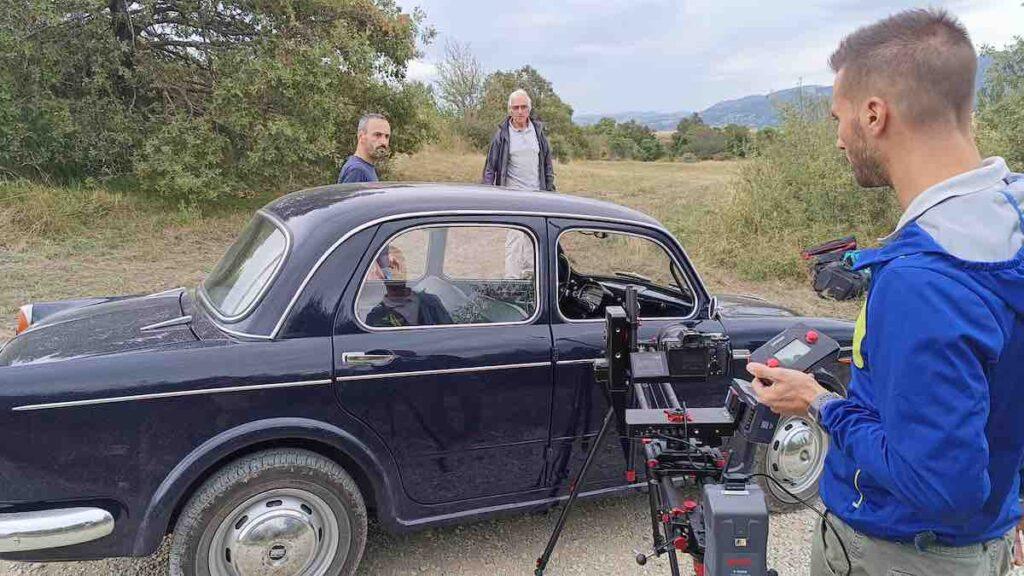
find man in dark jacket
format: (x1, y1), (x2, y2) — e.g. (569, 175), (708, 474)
(481, 89), (556, 192)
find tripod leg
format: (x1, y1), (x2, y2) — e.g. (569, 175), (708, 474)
(535, 406), (616, 575)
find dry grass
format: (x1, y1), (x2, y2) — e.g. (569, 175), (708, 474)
(0, 150), (860, 341)
(392, 148), (861, 320)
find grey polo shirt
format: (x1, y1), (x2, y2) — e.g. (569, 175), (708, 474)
(506, 120), (540, 190)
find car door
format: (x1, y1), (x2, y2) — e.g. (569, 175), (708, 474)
(332, 216), (553, 504)
(546, 218), (723, 491)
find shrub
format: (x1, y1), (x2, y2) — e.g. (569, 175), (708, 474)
(701, 101), (900, 280)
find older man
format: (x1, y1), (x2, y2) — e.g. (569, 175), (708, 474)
(337, 113), (390, 184)
(482, 89), (556, 192)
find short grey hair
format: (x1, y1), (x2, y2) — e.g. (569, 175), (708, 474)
(357, 113), (388, 134)
(507, 89), (532, 111)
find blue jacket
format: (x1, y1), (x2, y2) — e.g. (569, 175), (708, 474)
(819, 158), (1024, 546)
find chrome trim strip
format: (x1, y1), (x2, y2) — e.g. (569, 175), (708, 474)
(12, 379), (332, 412)
(335, 361), (551, 382)
(353, 223), (542, 333)
(198, 209), (294, 325)
(554, 227), (702, 324)
(213, 323), (274, 341)
(555, 358), (599, 366)
(733, 349), (751, 360)
(270, 209), (675, 339)
(140, 315), (192, 332)
(0, 507), (114, 553)
(140, 287), (186, 299)
(10, 360), (553, 411)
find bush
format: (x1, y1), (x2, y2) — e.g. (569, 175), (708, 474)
(701, 101), (900, 280)
(0, 179), (131, 244)
(977, 39), (1024, 171)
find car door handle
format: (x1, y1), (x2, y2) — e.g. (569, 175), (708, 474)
(341, 352), (397, 367)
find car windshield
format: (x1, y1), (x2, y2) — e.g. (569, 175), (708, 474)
(203, 213), (289, 320)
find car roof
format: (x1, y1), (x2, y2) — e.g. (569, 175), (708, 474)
(264, 182), (664, 234)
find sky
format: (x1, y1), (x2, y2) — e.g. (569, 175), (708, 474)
(395, 0), (1023, 116)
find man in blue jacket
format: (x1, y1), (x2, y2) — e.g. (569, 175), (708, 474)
(747, 9), (1024, 576)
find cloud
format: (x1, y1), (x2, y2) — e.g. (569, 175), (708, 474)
(399, 0), (1023, 114)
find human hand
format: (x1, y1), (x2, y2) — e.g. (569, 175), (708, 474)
(746, 362), (829, 417)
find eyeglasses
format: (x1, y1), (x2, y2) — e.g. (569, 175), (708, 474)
(510, 105), (529, 111)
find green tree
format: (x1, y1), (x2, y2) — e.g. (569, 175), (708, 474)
(0, 0), (435, 202)
(476, 65), (586, 160)
(977, 38), (1024, 170)
(670, 112), (705, 155)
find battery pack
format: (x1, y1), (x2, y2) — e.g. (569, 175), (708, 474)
(702, 482), (770, 576)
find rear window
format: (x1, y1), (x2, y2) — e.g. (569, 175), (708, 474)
(203, 213), (290, 320)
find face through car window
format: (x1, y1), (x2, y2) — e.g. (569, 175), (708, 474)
(356, 225), (538, 329)
(557, 229), (694, 320)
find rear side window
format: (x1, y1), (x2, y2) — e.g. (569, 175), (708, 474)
(203, 213), (289, 320)
(356, 224), (538, 329)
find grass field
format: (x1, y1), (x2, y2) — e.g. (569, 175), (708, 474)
(0, 150), (860, 342)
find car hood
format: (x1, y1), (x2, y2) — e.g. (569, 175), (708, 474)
(0, 290), (198, 366)
(714, 293), (798, 317)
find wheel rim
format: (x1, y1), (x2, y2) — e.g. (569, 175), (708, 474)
(765, 416), (828, 501)
(206, 488), (348, 576)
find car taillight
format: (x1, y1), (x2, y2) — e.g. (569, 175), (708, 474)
(15, 304), (32, 334)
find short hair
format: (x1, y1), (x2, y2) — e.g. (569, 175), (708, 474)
(829, 8), (976, 127)
(507, 89), (532, 110)
(357, 113), (388, 134)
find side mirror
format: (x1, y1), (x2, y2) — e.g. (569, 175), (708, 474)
(708, 296), (721, 320)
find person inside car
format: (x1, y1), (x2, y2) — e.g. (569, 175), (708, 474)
(365, 246), (453, 328)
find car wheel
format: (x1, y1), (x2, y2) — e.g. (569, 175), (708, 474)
(169, 448), (367, 576)
(755, 415), (828, 513)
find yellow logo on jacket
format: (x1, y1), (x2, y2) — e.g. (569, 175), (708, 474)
(852, 300), (866, 369)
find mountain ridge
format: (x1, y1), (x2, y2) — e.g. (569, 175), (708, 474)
(575, 55), (992, 130)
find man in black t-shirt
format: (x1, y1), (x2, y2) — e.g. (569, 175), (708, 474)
(337, 113), (390, 183)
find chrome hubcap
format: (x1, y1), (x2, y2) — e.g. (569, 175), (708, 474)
(207, 488), (347, 576)
(765, 416), (827, 500)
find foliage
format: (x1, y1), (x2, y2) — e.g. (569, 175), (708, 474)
(475, 65), (587, 161)
(0, 0), (435, 204)
(977, 37), (1024, 170)
(435, 40), (484, 119)
(703, 101), (900, 280)
(582, 118), (664, 161)
(669, 113), (751, 160)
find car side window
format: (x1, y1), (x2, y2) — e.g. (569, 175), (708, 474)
(356, 225), (538, 329)
(557, 229), (695, 320)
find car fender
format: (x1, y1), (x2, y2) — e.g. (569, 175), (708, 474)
(131, 416), (395, 556)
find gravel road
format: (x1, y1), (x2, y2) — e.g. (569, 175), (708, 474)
(0, 493), (819, 576)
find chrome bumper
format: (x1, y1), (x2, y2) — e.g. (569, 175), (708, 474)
(0, 507), (114, 553)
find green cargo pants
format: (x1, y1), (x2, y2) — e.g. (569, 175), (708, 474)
(811, 511), (1014, 576)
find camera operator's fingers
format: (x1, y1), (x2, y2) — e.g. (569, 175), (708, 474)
(746, 362), (788, 383)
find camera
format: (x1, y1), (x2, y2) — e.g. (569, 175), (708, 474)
(536, 286), (842, 576)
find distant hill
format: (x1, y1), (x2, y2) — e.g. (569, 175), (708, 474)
(574, 110), (691, 131)
(700, 85), (833, 128)
(577, 55), (993, 130)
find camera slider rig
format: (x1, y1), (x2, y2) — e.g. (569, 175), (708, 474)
(534, 286), (841, 576)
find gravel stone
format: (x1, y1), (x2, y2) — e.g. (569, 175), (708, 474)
(2, 494), (1022, 575)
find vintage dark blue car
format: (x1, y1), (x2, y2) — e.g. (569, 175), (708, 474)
(0, 183), (853, 576)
